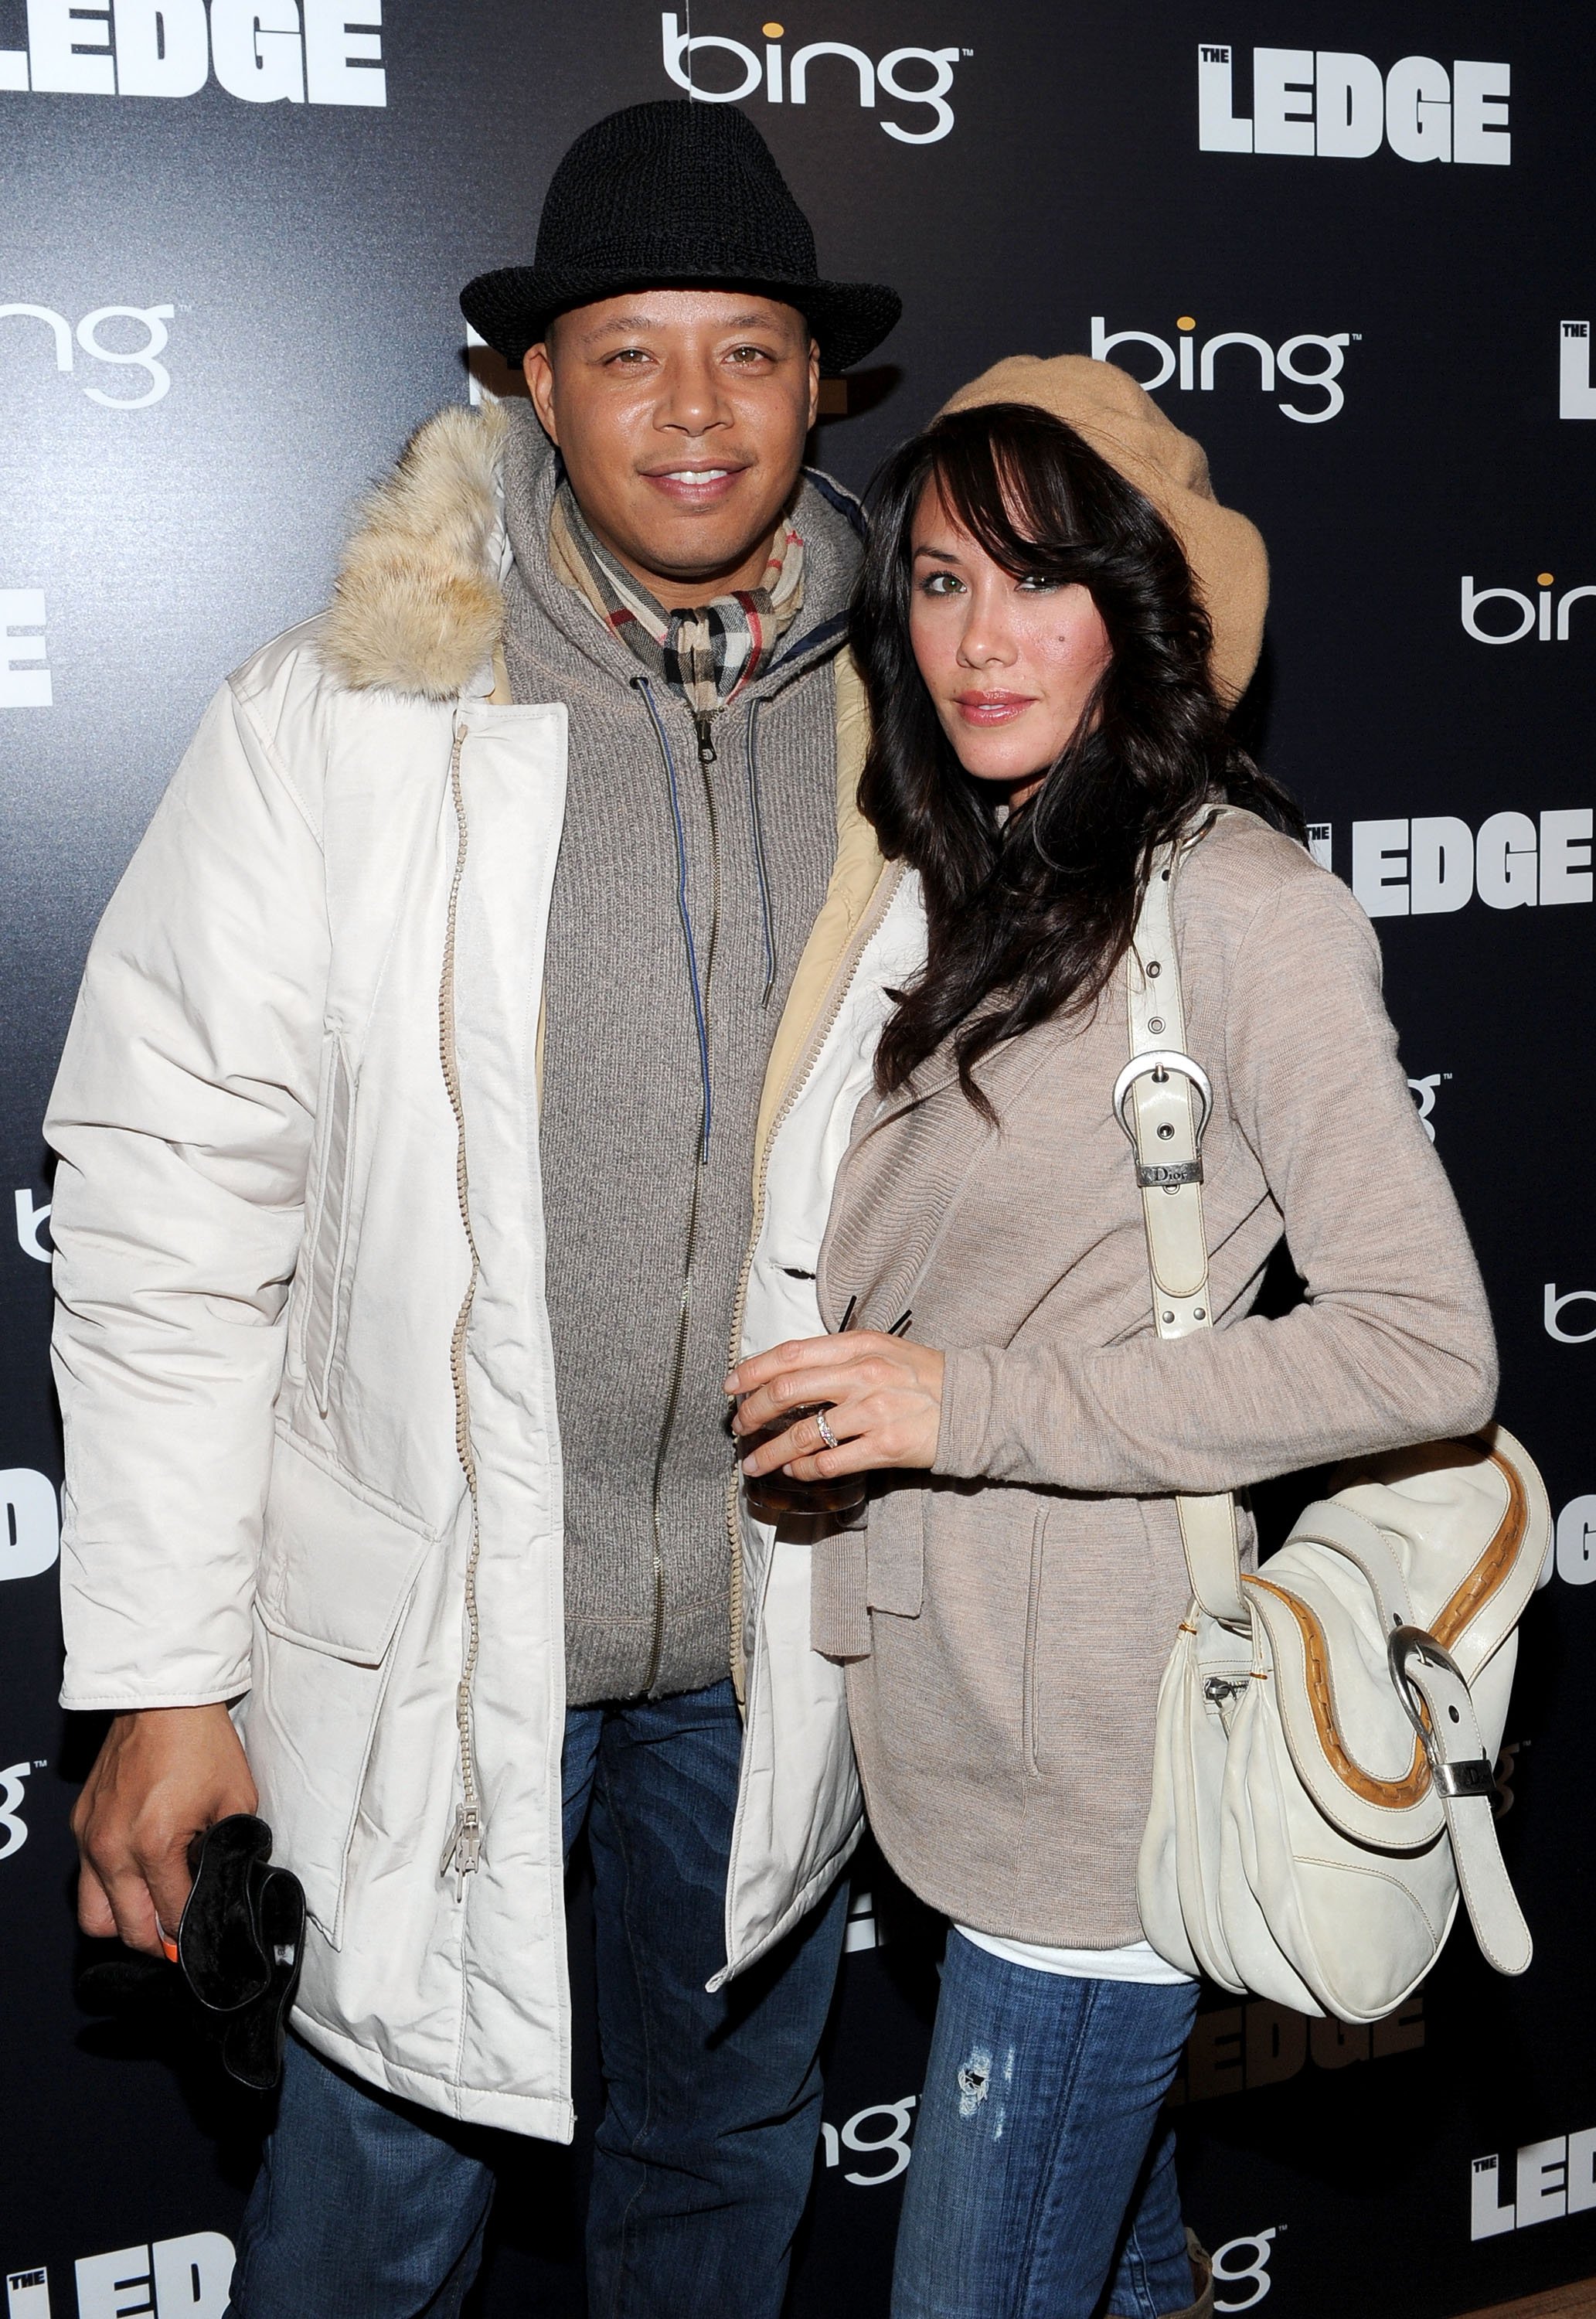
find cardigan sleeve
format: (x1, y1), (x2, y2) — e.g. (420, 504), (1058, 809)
(932, 867), (1499, 1494)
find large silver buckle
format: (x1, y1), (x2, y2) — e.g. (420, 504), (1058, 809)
(1111, 1050), (1213, 1188)
(1387, 1626), (1494, 1800)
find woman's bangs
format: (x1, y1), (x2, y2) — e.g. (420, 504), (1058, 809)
(924, 415), (1083, 582)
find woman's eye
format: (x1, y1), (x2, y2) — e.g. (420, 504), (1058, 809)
(920, 572), (964, 596)
(1016, 574), (1060, 593)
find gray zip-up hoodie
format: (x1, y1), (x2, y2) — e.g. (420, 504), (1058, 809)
(498, 401), (863, 1704)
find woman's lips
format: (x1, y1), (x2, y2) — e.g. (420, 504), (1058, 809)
(953, 692), (1036, 725)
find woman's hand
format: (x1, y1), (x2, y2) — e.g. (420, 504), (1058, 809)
(726, 1332), (945, 1483)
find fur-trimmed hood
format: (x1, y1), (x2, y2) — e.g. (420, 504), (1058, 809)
(323, 402), (511, 702)
(322, 400), (865, 705)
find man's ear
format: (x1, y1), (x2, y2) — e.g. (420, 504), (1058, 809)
(805, 337), (821, 433)
(523, 344), (558, 444)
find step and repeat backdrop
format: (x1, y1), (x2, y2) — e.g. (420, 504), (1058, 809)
(2, 4), (1594, 2314)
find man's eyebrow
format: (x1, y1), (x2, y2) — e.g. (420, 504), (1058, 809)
(577, 313), (667, 342)
(577, 310), (793, 344)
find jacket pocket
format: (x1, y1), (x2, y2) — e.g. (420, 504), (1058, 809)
(1023, 1500), (1179, 1789)
(247, 1431), (434, 1944)
(865, 1484), (925, 1616)
(303, 1033), (358, 1417)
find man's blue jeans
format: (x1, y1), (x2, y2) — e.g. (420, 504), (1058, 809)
(891, 1932), (1200, 2319)
(226, 1679), (849, 2319)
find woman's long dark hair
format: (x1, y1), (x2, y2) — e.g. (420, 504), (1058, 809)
(852, 402), (1304, 1112)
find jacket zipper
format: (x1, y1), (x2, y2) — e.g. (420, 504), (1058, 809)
(723, 860), (905, 1701)
(431, 692), (884, 1839)
(437, 723), (485, 1890)
(636, 686), (723, 1697)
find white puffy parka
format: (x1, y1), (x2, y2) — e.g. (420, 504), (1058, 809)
(46, 402), (926, 2140)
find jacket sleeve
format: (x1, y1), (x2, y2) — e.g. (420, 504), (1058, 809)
(47, 675), (330, 1710)
(933, 867), (1499, 1495)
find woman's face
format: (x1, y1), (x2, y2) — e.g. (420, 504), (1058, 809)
(907, 480), (1113, 806)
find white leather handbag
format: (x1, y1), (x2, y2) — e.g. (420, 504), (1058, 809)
(1124, 813), (1550, 2023)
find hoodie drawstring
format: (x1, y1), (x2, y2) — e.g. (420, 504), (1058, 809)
(745, 697), (778, 1010)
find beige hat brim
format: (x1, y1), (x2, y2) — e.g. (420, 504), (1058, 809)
(937, 354), (1268, 705)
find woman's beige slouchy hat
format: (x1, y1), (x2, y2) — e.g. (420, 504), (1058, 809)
(938, 353), (1269, 705)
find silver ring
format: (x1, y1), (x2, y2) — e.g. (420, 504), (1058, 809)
(815, 1408), (839, 1452)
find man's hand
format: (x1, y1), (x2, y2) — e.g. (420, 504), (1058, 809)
(727, 1331), (945, 1483)
(71, 1704), (257, 1957)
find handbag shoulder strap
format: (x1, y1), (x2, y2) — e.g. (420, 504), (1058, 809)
(1116, 812), (1247, 1625)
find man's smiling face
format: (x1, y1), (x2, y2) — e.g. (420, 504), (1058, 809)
(524, 289), (819, 608)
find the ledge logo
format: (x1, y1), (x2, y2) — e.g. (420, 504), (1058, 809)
(1350, 809), (1592, 917)
(1, 0), (383, 104)
(1472, 2129), (1596, 2239)
(1199, 46), (1509, 163)
(1462, 572), (1596, 642)
(1091, 315), (1355, 424)
(1168, 1993), (1424, 2106)
(7, 2233), (235, 2317)
(661, 13), (965, 144)
(1560, 322), (1596, 419)
(1, 591), (49, 706)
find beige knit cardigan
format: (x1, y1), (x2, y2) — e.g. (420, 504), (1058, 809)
(812, 810), (1498, 1949)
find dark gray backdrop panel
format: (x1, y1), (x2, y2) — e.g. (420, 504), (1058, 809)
(2, 6), (1592, 2315)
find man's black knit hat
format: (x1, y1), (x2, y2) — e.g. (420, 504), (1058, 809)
(461, 100), (901, 375)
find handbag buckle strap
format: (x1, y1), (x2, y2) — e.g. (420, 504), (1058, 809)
(1433, 1757), (1496, 1800)
(1135, 1158), (1203, 1189)
(1385, 1623), (1530, 1974)
(1111, 1049), (1214, 1146)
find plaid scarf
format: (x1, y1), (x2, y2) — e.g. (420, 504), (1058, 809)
(551, 480), (805, 726)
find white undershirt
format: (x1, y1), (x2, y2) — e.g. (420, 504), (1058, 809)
(954, 1926), (1194, 1985)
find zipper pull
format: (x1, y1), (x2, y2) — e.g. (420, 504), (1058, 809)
(694, 712), (717, 765)
(440, 1803), (484, 1894)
